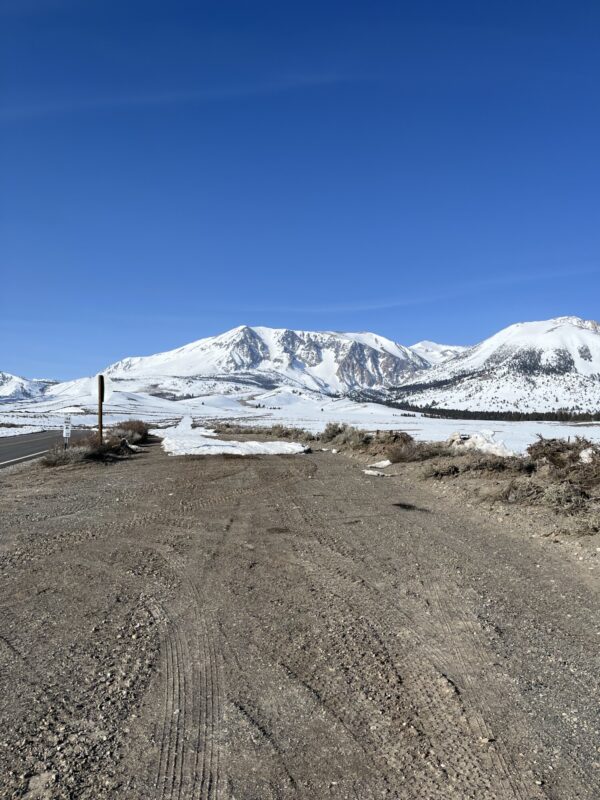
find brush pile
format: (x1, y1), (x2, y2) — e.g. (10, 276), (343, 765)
(424, 434), (600, 530)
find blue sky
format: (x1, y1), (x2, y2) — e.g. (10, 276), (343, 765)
(2, 0), (599, 379)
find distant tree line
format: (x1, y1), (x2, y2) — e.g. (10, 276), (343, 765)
(377, 400), (600, 423)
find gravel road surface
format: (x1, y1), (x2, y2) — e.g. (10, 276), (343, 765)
(0, 445), (598, 799)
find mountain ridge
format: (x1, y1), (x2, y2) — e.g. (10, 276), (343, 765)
(0, 371), (54, 402)
(393, 316), (600, 412)
(409, 340), (467, 366)
(103, 324), (429, 396)
(5, 317), (600, 413)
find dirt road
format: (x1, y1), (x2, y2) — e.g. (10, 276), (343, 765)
(1, 446), (598, 799)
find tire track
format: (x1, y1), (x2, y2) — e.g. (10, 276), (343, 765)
(109, 463), (312, 800)
(150, 583), (217, 799)
(276, 478), (544, 800)
(161, 552), (223, 800)
(146, 459), (314, 800)
(302, 472), (549, 797)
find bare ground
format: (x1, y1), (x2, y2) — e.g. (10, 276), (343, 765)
(1, 444), (599, 799)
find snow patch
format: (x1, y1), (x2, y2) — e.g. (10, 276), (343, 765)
(368, 459), (392, 468)
(159, 416), (307, 457)
(446, 430), (515, 458)
(0, 425), (44, 437)
(579, 447), (597, 464)
(362, 469), (389, 477)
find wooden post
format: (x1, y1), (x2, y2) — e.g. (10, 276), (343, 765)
(98, 374), (105, 443)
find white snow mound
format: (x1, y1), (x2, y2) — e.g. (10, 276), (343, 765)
(579, 447), (598, 464)
(446, 430), (515, 458)
(159, 417), (307, 457)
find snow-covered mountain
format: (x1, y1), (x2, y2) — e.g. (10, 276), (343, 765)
(6, 318), (600, 418)
(0, 371), (53, 402)
(101, 325), (429, 397)
(409, 340), (467, 366)
(395, 317), (600, 412)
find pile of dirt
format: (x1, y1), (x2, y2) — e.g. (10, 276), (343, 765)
(526, 436), (600, 490)
(421, 435), (600, 533)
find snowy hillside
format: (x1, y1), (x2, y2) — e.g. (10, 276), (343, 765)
(101, 325), (429, 396)
(0, 371), (53, 402)
(4, 318), (600, 422)
(409, 340), (467, 366)
(396, 317), (600, 412)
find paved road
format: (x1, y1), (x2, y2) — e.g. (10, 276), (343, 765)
(0, 430), (87, 468)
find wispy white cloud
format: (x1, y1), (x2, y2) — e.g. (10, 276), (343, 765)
(0, 74), (349, 123)
(71, 265), (595, 323)
(207, 264), (600, 315)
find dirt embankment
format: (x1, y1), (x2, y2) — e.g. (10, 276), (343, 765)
(1, 444), (598, 799)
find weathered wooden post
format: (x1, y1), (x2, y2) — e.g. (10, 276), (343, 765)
(98, 374), (105, 443)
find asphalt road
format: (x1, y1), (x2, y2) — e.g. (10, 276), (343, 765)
(0, 430), (87, 468)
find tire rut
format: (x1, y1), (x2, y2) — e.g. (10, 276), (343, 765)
(275, 475), (545, 799)
(153, 553), (223, 800)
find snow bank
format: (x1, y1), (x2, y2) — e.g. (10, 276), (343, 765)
(0, 425), (44, 437)
(159, 417), (307, 457)
(446, 430), (515, 458)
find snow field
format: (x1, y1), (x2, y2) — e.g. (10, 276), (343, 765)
(2, 383), (600, 457)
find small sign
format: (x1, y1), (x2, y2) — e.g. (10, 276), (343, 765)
(63, 415), (72, 439)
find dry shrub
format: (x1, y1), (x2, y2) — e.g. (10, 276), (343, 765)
(212, 422), (315, 443)
(42, 433), (142, 467)
(330, 425), (372, 449)
(526, 436), (596, 471)
(386, 432), (418, 463)
(110, 419), (150, 443)
(217, 420), (371, 450)
(42, 446), (92, 467)
(489, 478), (544, 505)
(454, 453), (535, 476)
(266, 424), (315, 442)
(85, 441), (125, 461)
(316, 423), (372, 450)
(573, 460), (600, 491)
(321, 422), (347, 442)
(527, 435), (587, 463)
(486, 477), (589, 514)
(77, 433), (121, 455)
(526, 436), (600, 492)
(430, 443), (598, 519)
(423, 452), (535, 480)
(214, 421), (426, 454)
(385, 432), (451, 463)
(543, 482), (590, 512)
(423, 463), (460, 479)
